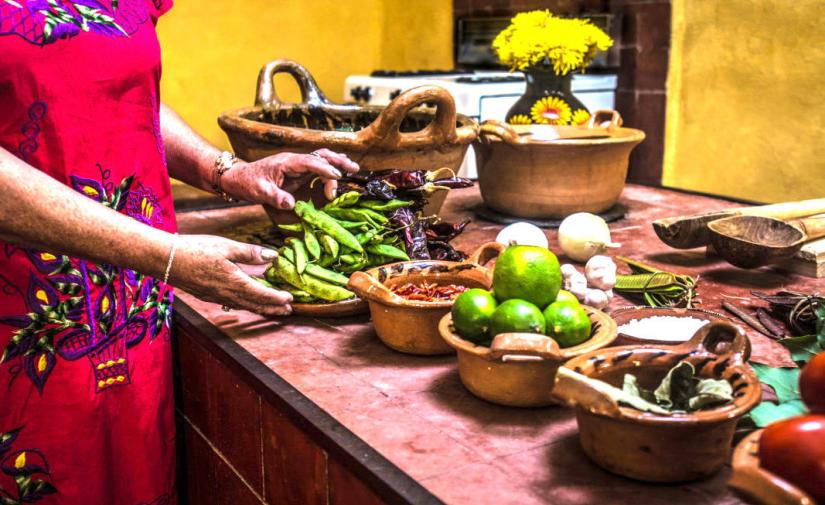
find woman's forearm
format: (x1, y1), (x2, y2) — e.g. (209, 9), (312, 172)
(0, 147), (174, 277)
(160, 103), (222, 192)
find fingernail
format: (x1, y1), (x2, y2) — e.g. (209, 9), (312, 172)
(332, 169), (342, 178)
(261, 248), (278, 260)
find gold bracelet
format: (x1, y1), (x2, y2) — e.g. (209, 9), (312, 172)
(211, 151), (237, 202)
(162, 232), (179, 285)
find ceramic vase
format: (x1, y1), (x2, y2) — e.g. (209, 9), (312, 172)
(505, 63), (589, 126)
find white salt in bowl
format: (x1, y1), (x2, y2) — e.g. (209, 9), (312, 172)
(610, 306), (745, 351)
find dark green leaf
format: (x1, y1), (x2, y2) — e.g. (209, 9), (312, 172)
(750, 363), (800, 403)
(654, 361), (695, 409)
(750, 399), (808, 428)
(778, 335), (823, 366)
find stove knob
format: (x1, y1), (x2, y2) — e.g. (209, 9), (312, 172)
(389, 89), (402, 100)
(349, 86), (372, 103)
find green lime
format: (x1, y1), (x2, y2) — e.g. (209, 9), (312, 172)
(543, 301), (592, 348)
(451, 289), (498, 343)
(489, 299), (546, 336)
(492, 245), (562, 308)
(554, 289), (580, 306)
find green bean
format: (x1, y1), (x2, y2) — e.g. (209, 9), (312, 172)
(318, 255), (335, 268)
(295, 201), (363, 253)
(285, 237), (308, 274)
(277, 223), (303, 233)
(339, 254), (359, 265)
(323, 191), (361, 210)
(355, 228), (381, 245)
(325, 207), (387, 226)
(304, 264), (349, 287)
(274, 256), (354, 302)
(318, 233), (339, 259)
(303, 223), (321, 260)
(264, 266), (279, 285)
(367, 244), (409, 261)
(338, 258), (368, 273)
(358, 199), (412, 212)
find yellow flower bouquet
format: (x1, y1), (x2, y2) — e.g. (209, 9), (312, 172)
(493, 10), (612, 75)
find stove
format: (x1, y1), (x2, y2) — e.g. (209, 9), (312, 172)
(343, 70), (618, 177)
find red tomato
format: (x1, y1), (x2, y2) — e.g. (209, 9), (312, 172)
(759, 415), (825, 503)
(800, 351), (825, 412)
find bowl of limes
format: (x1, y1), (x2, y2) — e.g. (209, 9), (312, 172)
(437, 244), (617, 407)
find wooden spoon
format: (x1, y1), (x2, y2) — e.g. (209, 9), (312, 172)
(708, 214), (825, 269)
(652, 198), (825, 249)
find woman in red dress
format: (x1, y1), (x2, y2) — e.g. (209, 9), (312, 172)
(0, 1), (357, 503)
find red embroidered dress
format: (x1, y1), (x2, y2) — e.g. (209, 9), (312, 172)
(0, 1), (175, 503)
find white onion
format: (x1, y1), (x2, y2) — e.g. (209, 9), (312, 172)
(557, 213), (620, 262)
(496, 222), (549, 249)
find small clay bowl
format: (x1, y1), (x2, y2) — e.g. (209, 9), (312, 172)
(729, 430), (816, 505)
(347, 242), (505, 355)
(438, 306), (617, 407)
(611, 306), (747, 355)
(557, 322), (761, 483)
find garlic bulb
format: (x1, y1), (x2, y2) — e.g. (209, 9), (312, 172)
(557, 213), (620, 262)
(585, 255), (617, 290)
(583, 288), (610, 309)
(563, 270), (588, 301)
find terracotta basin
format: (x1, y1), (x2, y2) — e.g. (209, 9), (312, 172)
(729, 430), (815, 505)
(556, 321), (761, 483)
(474, 111), (645, 219)
(347, 242), (505, 356)
(438, 306), (617, 407)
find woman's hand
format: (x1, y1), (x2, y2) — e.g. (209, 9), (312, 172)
(221, 149), (359, 209)
(169, 234), (292, 316)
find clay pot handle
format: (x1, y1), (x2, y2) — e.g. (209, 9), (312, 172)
(488, 333), (564, 362)
(463, 241), (506, 267)
(255, 59), (330, 108)
(358, 85), (458, 148)
(680, 321), (749, 360)
(478, 119), (524, 145)
(587, 109), (623, 129)
(553, 367), (623, 417)
(346, 271), (403, 304)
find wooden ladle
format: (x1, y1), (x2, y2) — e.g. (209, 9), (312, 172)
(708, 214), (825, 269)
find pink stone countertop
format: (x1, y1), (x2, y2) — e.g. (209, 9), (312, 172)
(175, 185), (820, 505)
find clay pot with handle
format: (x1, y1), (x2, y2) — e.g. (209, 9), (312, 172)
(474, 110), (644, 219)
(554, 321), (762, 483)
(347, 242), (505, 356)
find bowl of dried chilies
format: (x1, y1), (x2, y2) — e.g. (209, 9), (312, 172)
(347, 242), (505, 355)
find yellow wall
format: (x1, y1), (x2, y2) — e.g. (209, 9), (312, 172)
(663, 0), (825, 203)
(157, 1), (453, 150)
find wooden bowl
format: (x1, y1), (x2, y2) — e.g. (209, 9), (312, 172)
(558, 322), (761, 483)
(474, 112), (644, 219)
(729, 430), (816, 505)
(219, 59), (478, 224)
(347, 242), (504, 356)
(610, 306), (746, 355)
(438, 306), (618, 407)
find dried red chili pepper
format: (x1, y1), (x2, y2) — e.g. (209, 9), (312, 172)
(390, 281), (468, 302)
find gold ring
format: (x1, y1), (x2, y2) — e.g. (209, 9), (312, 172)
(309, 150), (324, 159)
(221, 305), (231, 312)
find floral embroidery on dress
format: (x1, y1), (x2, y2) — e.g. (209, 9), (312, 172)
(0, 426), (58, 504)
(17, 101), (46, 163)
(0, 168), (172, 394)
(0, 0), (150, 45)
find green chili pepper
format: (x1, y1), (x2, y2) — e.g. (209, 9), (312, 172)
(264, 266), (279, 285)
(277, 284), (317, 303)
(304, 264), (349, 287)
(366, 244), (409, 261)
(318, 255), (335, 268)
(277, 223), (303, 233)
(285, 237), (308, 274)
(338, 220), (369, 230)
(274, 256), (354, 302)
(303, 223), (321, 260)
(355, 228), (381, 245)
(318, 233), (339, 259)
(325, 207), (387, 226)
(295, 201), (364, 253)
(339, 254), (359, 265)
(358, 199), (413, 212)
(323, 191), (361, 210)
(338, 258), (368, 273)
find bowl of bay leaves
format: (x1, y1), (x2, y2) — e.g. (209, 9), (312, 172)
(553, 321), (761, 483)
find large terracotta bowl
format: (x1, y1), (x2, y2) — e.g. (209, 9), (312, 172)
(438, 306), (617, 407)
(474, 111), (645, 219)
(347, 242), (505, 356)
(556, 321), (761, 483)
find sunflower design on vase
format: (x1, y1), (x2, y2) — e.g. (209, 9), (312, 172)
(571, 109), (591, 126)
(507, 114), (532, 125)
(530, 96), (572, 125)
(492, 10), (612, 125)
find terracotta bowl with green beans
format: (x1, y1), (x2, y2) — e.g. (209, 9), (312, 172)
(347, 242), (505, 356)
